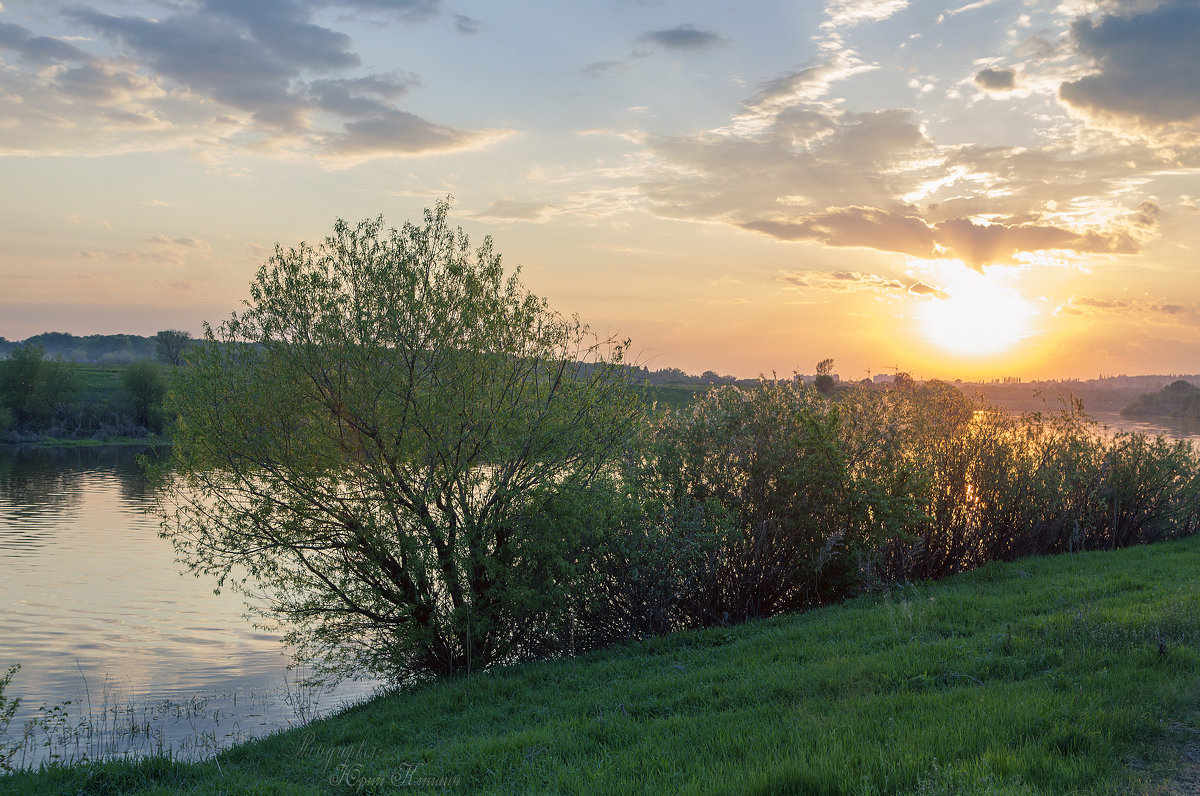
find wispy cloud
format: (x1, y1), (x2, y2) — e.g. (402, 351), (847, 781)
(776, 269), (906, 294)
(636, 24), (729, 51)
(1056, 294), (1199, 326)
(822, 0), (909, 30)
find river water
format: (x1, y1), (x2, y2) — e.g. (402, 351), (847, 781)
(0, 445), (375, 767)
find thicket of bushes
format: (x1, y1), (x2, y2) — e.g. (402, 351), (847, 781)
(0, 346), (167, 439)
(555, 379), (1200, 662)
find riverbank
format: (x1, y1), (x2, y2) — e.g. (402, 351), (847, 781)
(0, 435), (165, 448)
(6, 533), (1199, 794)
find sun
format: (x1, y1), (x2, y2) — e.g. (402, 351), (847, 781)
(916, 268), (1036, 357)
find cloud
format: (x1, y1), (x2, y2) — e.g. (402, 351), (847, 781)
(308, 73), (422, 117)
(454, 15), (482, 34)
(746, 209), (1138, 270)
(740, 56), (877, 114)
(473, 199), (556, 221)
(147, 235), (212, 251)
(1056, 294), (1199, 324)
(776, 269), (906, 293)
(943, 0), (1001, 16)
(0, 20), (94, 65)
(746, 208), (936, 259)
(0, 2), (494, 160)
(637, 52), (1172, 273)
(1059, 0), (1200, 130)
(975, 67), (1016, 92)
(909, 281), (950, 299)
(322, 110), (500, 159)
(583, 60), (626, 78)
(636, 24), (729, 51)
(71, 7), (331, 131)
(822, 0), (909, 29)
(328, 0), (441, 21)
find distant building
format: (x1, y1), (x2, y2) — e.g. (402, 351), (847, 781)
(873, 373), (894, 384)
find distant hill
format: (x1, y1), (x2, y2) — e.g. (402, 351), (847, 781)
(0, 332), (157, 363)
(1121, 379), (1200, 420)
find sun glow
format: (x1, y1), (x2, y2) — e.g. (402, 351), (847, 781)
(916, 266), (1036, 356)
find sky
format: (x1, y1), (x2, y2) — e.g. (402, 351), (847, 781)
(1, 0), (1198, 381)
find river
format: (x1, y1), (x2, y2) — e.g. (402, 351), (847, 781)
(0, 445), (374, 768)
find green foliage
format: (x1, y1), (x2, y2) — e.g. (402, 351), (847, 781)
(162, 201), (645, 684)
(878, 393), (1200, 580)
(0, 352), (171, 439)
(0, 344), (81, 429)
(0, 344), (45, 421)
(153, 330), (192, 366)
(120, 360), (167, 432)
(0, 664), (20, 773)
(1122, 379), (1200, 419)
(627, 381), (925, 621)
(0, 332), (158, 363)
(815, 357), (836, 393)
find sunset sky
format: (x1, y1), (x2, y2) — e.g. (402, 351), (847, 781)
(2, 0), (1198, 380)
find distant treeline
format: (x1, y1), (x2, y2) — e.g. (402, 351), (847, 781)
(0, 332), (752, 383)
(0, 331), (193, 440)
(630, 365), (759, 387)
(0, 332), (159, 363)
(1121, 379), (1200, 420)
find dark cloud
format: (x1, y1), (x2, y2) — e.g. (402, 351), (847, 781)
(637, 24), (728, 51)
(454, 15), (482, 34)
(16, 1), (490, 158)
(1059, 0), (1200, 128)
(909, 281), (950, 300)
(324, 109), (481, 156)
(309, 73), (421, 117)
(743, 207), (1141, 271)
(203, 0), (359, 71)
(72, 8), (313, 130)
(974, 67), (1016, 92)
(745, 208), (936, 259)
(54, 63), (154, 104)
(0, 21), (94, 65)
(933, 217), (1137, 268)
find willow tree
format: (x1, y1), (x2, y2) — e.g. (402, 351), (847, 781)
(161, 201), (643, 683)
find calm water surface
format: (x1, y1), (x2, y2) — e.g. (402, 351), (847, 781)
(1088, 410), (1200, 442)
(0, 445), (374, 765)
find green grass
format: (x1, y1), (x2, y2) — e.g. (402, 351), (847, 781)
(639, 384), (708, 411)
(28, 436), (169, 448)
(6, 537), (1200, 795)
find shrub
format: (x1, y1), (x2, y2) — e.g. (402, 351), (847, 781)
(121, 360), (167, 433)
(161, 202), (644, 684)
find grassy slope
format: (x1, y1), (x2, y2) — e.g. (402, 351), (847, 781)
(7, 536), (1200, 795)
